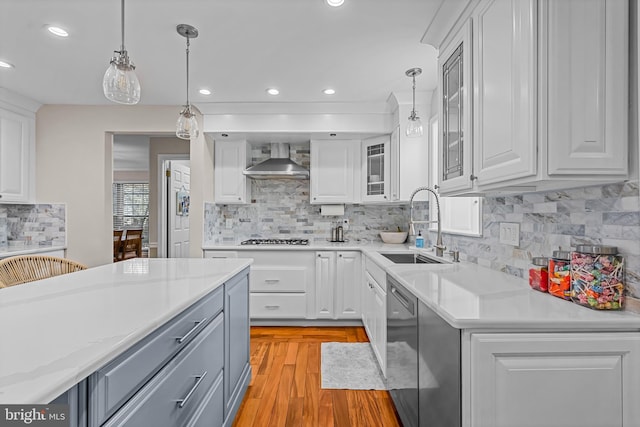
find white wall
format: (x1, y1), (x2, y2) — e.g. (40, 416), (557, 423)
(35, 105), (213, 267)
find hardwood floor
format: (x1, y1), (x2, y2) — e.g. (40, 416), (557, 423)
(232, 326), (402, 427)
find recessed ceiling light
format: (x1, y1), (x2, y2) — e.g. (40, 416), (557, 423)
(326, 0), (344, 7)
(199, 89), (212, 95)
(323, 88), (336, 95)
(266, 88), (280, 95)
(0, 60), (14, 69)
(46, 26), (69, 37)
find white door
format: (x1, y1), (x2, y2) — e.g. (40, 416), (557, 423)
(168, 161), (190, 258)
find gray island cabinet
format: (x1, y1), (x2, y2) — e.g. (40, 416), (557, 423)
(0, 258), (252, 427)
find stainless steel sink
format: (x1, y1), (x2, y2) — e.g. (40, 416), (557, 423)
(379, 252), (444, 264)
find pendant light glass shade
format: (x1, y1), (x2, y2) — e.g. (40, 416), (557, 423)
(405, 67), (423, 138)
(406, 115), (424, 137)
(176, 105), (199, 140)
(103, 0), (140, 105)
(176, 24), (199, 140)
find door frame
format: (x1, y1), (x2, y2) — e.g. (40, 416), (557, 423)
(158, 154), (190, 258)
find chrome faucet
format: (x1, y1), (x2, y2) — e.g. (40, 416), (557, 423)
(409, 186), (446, 257)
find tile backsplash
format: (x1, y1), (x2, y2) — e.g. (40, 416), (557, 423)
(431, 181), (640, 304)
(0, 204), (66, 248)
(204, 145), (640, 309)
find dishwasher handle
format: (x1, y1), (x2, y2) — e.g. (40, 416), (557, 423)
(390, 285), (414, 315)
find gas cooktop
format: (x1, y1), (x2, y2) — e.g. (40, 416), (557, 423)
(240, 238), (309, 246)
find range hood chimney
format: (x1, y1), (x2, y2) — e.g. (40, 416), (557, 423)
(243, 143), (309, 179)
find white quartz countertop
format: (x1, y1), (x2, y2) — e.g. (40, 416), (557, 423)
(0, 258), (252, 404)
(204, 242), (640, 330)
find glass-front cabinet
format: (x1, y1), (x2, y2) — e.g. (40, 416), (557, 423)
(361, 135), (390, 202)
(437, 21), (474, 194)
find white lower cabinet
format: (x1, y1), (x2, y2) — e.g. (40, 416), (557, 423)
(204, 250), (314, 319)
(361, 255), (387, 375)
(467, 332), (640, 427)
(315, 251), (361, 319)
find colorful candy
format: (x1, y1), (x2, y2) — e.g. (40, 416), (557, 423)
(570, 245), (624, 310)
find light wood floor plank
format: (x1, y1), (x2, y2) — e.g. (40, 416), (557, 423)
(233, 326), (401, 427)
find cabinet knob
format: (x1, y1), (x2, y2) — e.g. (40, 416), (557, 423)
(238, 197), (241, 200)
(470, 175), (478, 181)
(339, 254), (342, 257)
(434, 184), (439, 190)
(383, 195), (387, 199)
(314, 197), (317, 200)
(318, 254), (321, 257)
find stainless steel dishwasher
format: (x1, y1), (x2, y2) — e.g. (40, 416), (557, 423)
(418, 299), (461, 427)
(387, 275), (419, 427)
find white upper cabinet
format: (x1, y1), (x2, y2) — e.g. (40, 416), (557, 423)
(542, 0), (628, 176)
(438, 21), (474, 194)
(214, 139), (251, 204)
(429, 0), (629, 196)
(310, 139), (360, 204)
(361, 135), (390, 203)
(472, 0), (537, 186)
(387, 93), (431, 202)
(0, 107), (34, 203)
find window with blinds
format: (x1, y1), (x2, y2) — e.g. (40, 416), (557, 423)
(113, 183), (149, 246)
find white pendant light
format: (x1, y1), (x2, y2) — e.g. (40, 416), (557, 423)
(176, 24), (199, 140)
(103, 0), (140, 105)
(405, 67), (423, 138)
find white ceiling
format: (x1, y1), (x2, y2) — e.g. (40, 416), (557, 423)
(0, 0), (439, 107)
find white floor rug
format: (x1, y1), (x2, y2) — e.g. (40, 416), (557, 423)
(321, 342), (386, 390)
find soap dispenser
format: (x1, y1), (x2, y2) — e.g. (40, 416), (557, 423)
(415, 231), (424, 248)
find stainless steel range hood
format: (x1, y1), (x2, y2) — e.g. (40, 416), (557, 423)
(243, 143), (309, 179)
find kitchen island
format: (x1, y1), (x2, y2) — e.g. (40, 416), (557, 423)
(0, 258), (252, 427)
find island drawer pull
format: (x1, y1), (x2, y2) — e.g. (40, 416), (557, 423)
(264, 279), (280, 284)
(176, 371), (208, 408)
(265, 305), (280, 310)
(176, 318), (207, 344)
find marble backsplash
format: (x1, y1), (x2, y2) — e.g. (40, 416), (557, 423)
(0, 204), (66, 248)
(428, 181), (640, 303)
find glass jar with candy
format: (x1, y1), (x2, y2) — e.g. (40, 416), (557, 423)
(548, 249), (571, 300)
(529, 257), (549, 292)
(570, 245), (624, 310)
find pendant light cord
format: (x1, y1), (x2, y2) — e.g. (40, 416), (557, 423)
(120, 0), (125, 52)
(185, 37), (191, 107)
(411, 73), (417, 118)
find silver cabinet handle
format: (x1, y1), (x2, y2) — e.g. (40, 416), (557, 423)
(176, 371), (207, 408)
(264, 279), (280, 284)
(265, 305), (280, 310)
(176, 318), (207, 344)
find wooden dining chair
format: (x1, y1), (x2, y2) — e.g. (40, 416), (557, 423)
(113, 230), (124, 262)
(121, 229), (143, 260)
(0, 255), (87, 288)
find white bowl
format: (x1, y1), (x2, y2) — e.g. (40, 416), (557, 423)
(379, 231), (408, 244)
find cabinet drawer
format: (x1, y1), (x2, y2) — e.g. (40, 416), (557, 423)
(251, 266), (307, 292)
(250, 293), (306, 318)
(103, 313), (225, 427)
(184, 372), (223, 427)
(90, 287), (223, 426)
